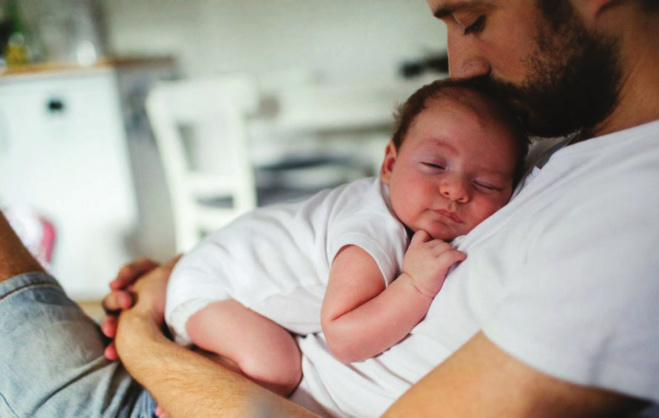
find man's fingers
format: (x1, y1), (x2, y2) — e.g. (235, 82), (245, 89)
(110, 257), (159, 290)
(155, 406), (167, 418)
(101, 315), (118, 338)
(102, 290), (133, 313)
(104, 343), (119, 361)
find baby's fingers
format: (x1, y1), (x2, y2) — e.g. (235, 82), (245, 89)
(438, 250), (467, 269)
(428, 239), (453, 253)
(410, 230), (431, 246)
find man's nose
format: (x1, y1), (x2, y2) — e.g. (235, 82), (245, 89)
(439, 176), (469, 203)
(447, 32), (491, 79)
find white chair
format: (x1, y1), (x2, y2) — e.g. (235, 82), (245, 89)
(146, 76), (259, 252)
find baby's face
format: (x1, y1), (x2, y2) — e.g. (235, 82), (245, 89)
(381, 97), (518, 241)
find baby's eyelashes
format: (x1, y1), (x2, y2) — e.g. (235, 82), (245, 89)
(422, 162), (446, 171)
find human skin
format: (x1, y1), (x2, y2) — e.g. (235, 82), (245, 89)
(151, 80), (517, 405)
(102, 0), (657, 415)
(185, 299), (304, 396)
(322, 93), (518, 362)
(112, 259), (319, 418)
(432, 0), (659, 138)
(0, 0), (652, 416)
(0, 207), (638, 417)
(383, 0), (658, 414)
(383, 94), (517, 241)
(0, 214), (44, 280)
(102, 259), (319, 418)
(105, 245), (643, 418)
(180, 91), (518, 385)
(0, 214), (306, 417)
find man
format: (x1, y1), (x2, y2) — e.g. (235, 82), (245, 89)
(1, 0), (657, 416)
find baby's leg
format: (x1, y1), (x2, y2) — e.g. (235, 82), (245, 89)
(186, 300), (302, 397)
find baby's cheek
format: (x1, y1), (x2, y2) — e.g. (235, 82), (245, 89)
(473, 199), (507, 224)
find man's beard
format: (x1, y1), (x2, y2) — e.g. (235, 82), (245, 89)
(476, 6), (622, 138)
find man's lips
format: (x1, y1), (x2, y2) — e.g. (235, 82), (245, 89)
(435, 209), (464, 224)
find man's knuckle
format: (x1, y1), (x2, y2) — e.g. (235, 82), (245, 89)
(107, 293), (119, 306)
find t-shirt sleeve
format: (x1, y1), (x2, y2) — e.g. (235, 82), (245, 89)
(482, 200), (659, 401)
(327, 212), (408, 287)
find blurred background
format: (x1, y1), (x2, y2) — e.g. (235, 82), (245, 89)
(0, 0), (448, 301)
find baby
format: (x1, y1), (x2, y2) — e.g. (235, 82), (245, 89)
(164, 78), (528, 397)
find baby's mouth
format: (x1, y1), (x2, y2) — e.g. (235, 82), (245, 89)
(435, 209), (464, 224)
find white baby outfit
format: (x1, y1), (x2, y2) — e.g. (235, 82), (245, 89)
(165, 177), (409, 344)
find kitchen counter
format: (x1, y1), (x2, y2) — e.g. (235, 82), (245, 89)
(1, 56), (176, 79)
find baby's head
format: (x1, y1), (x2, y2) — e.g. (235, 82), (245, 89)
(381, 78), (528, 241)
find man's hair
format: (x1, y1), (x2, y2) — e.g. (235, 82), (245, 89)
(537, 0), (658, 21)
(391, 78), (530, 186)
(643, 0), (659, 13)
(535, 0), (574, 30)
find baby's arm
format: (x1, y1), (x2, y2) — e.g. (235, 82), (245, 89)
(321, 230), (465, 363)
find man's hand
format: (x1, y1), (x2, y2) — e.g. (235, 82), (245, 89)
(402, 230), (466, 298)
(101, 257), (178, 360)
(114, 259), (179, 362)
(120, 258), (178, 324)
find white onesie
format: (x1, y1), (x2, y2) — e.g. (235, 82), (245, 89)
(165, 177), (409, 344)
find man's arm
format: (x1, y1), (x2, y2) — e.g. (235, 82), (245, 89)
(384, 332), (648, 417)
(0, 212), (44, 281)
(114, 264), (318, 418)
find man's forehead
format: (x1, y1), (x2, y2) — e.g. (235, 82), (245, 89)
(427, 0), (489, 18)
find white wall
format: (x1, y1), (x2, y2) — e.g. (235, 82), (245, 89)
(102, 0), (447, 83)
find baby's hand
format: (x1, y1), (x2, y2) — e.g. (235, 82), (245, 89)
(402, 230), (466, 298)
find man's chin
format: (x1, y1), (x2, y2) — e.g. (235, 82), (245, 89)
(520, 115), (559, 138)
(523, 112), (583, 138)
(508, 101), (581, 138)
(470, 79), (576, 138)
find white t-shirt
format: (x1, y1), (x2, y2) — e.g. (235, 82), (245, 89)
(293, 121), (659, 417)
(165, 177), (409, 343)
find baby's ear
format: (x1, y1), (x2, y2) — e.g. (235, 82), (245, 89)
(380, 140), (397, 184)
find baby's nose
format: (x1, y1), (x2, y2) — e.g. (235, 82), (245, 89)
(440, 177), (469, 203)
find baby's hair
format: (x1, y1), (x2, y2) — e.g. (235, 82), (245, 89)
(391, 78), (529, 186)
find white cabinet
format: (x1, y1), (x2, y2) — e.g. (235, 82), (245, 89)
(0, 61), (175, 299)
